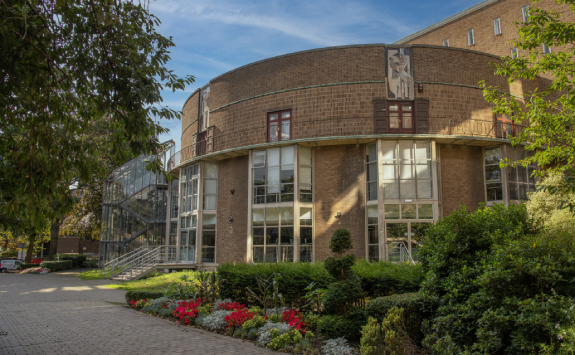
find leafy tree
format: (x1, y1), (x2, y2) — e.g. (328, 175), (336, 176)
(481, 0), (575, 211)
(0, 1), (194, 235)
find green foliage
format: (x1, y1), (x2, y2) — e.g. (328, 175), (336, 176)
(323, 274), (363, 315)
(59, 254), (87, 269)
(39, 260), (72, 272)
(354, 259), (424, 297)
(303, 282), (326, 313)
(366, 293), (427, 345)
(324, 254), (356, 281)
(20, 263), (40, 269)
(317, 307), (367, 341)
(245, 271), (283, 317)
(242, 315), (266, 332)
(196, 270), (226, 305)
(124, 291), (164, 305)
(0, 250), (17, 258)
(163, 274), (197, 300)
(267, 328), (313, 352)
(218, 262), (333, 308)
(526, 172), (575, 234)
(419, 203), (575, 353)
(360, 317), (384, 355)
(329, 228), (353, 255)
(83, 258), (98, 268)
(480, 0), (575, 212)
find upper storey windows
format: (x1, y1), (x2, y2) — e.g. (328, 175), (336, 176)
(442, 38), (449, 47)
(467, 28), (475, 46)
(388, 102), (414, 134)
(253, 146), (295, 204)
(493, 17), (501, 36)
(268, 110), (292, 142)
(522, 5), (530, 23)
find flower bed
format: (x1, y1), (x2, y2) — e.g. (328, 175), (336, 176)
(20, 267), (49, 274)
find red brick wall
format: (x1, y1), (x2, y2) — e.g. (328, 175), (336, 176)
(216, 155), (249, 263)
(439, 144), (486, 215)
(313, 145), (366, 261)
(182, 91), (200, 149)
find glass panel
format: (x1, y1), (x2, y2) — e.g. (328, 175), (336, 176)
(390, 113), (399, 128)
(300, 227), (312, 244)
(368, 225), (378, 244)
(266, 207), (279, 226)
(519, 185), (528, 200)
(253, 150), (265, 167)
(389, 104), (399, 111)
(487, 184), (503, 201)
(398, 141), (413, 160)
(384, 205), (400, 219)
(381, 141), (396, 161)
(170, 222), (177, 235)
(205, 162), (217, 178)
(300, 246), (312, 262)
(186, 215), (192, 228)
(401, 204), (416, 219)
(402, 104), (412, 111)
(280, 246), (293, 262)
(189, 230), (196, 246)
(201, 247), (215, 263)
(180, 216), (186, 229)
(383, 181), (399, 199)
(386, 223), (408, 262)
(300, 208), (312, 226)
(204, 179), (217, 194)
(253, 228), (265, 245)
(203, 195), (216, 210)
(265, 246), (278, 262)
(485, 166), (502, 182)
(368, 245), (379, 262)
(253, 209), (265, 226)
(403, 113), (412, 129)
(517, 166), (528, 183)
(400, 180), (416, 199)
(300, 147), (312, 166)
(528, 167), (536, 184)
(281, 121), (290, 140)
(269, 122), (278, 142)
(267, 148), (280, 166)
(368, 205), (378, 225)
(203, 214), (216, 229)
(270, 113), (278, 121)
(281, 146), (294, 165)
(281, 227), (294, 245)
(300, 167), (312, 185)
(192, 215), (197, 228)
(418, 204), (433, 219)
(367, 163), (378, 181)
(382, 163), (397, 179)
(266, 189), (279, 203)
(509, 183), (518, 200)
(484, 148), (500, 165)
(410, 223), (431, 262)
(253, 247), (264, 262)
(281, 166), (294, 183)
(399, 161), (414, 179)
(281, 111), (291, 119)
(417, 180), (433, 199)
(367, 143), (377, 162)
(415, 161), (431, 179)
(508, 166), (518, 182)
(415, 141), (430, 160)
(368, 181), (378, 201)
(281, 207), (294, 225)
(267, 167), (280, 186)
(202, 231), (216, 246)
(253, 168), (265, 186)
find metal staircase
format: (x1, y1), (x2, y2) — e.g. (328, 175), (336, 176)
(106, 246), (162, 281)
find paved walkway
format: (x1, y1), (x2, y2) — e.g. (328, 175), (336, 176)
(0, 270), (275, 355)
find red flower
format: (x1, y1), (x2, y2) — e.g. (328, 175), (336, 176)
(282, 309), (308, 334)
(224, 309), (255, 329)
(217, 301), (245, 311)
(172, 298), (202, 323)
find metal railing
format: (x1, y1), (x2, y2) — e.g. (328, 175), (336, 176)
(167, 117), (526, 171)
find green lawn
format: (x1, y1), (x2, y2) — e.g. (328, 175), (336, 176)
(104, 270), (199, 292)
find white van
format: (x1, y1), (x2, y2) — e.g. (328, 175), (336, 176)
(0, 259), (22, 273)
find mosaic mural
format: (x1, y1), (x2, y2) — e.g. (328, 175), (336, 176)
(386, 48), (413, 100)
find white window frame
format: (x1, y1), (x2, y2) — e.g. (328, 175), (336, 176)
(493, 17), (501, 36)
(443, 38), (449, 47)
(467, 28), (475, 46)
(543, 43), (551, 54)
(522, 5), (530, 23)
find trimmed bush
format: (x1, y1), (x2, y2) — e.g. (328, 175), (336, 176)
(124, 290), (164, 304)
(317, 307), (367, 341)
(40, 260), (73, 272)
(218, 262), (333, 308)
(59, 254), (87, 269)
(366, 293), (428, 345)
(354, 260), (424, 297)
(20, 263), (41, 270)
(83, 258), (98, 268)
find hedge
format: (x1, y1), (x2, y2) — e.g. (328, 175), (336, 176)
(366, 292), (429, 344)
(20, 263), (40, 270)
(125, 290), (164, 304)
(354, 260), (424, 298)
(83, 258), (98, 268)
(40, 260), (73, 272)
(59, 254), (87, 269)
(218, 262), (334, 308)
(317, 307), (367, 341)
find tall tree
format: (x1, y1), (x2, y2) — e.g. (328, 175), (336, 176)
(0, 1), (194, 235)
(481, 0), (575, 211)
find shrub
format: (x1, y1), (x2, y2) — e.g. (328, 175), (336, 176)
(317, 307), (367, 341)
(354, 260), (424, 297)
(366, 292), (427, 344)
(256, 322), (291, 347)
(202, 310), (233, 331)
(329, 228), (353, 255)
(321, 337), (354, 355)
(59, 254), (87, 269)
(20, 263), (41, 270)
(0, 250), (17, 258)
(360, 317), (384, 355)
(419, 203), (575, 353)
(83, 258), (98, 268)
(218, 262), (333, 308)
(124, 290), (164, 304)
(242, 315), (266, 332)
(40, 260), (73, 272)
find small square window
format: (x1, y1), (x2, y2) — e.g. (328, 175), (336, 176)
(267, 110), (291, 142)
(522, 5), (529, 22)
(543, 43), (551, 54)
(493, 17), (501, 36)
(511, 47), (519, 59)
(467, 28), (475, 46)
(443, 38), (449, 47)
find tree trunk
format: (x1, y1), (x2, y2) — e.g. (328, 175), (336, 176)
(25, 232), (37, 263)
(47, 218), (62, 261)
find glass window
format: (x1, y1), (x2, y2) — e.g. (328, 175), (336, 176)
(467, 28), (474, 46)
(507, 146), (537, 201)
(382, 141), (432, 200)
(543, 43), (551, 54)
(170, 179), (179, 218)
(203, 162), (217, 210)
(300, 207), (313, 262)
(387, 102), (414, 133)
(367, 205), (379, 261)
(300, 147), (313, 202)
(511, 47), (519, 59)
(366, 142), (378, 201)
(443, 38), (449, 47)
(253, 146), (295, 204)
(253, 207), (296, 262)
(202, 214), (216, 263)
(522, 5), (529, 22)
(484, 147), (503, 201)
(268, 109), (292, 142)
(493, 17), (501, 35)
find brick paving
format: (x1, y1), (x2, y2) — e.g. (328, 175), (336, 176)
(0, 271), (274, 355)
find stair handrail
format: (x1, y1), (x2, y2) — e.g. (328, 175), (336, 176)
(111, 246), (162, 280)
(104, 246), (148, 268)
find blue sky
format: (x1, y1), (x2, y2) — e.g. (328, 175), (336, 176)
(152, 0), (483, 151)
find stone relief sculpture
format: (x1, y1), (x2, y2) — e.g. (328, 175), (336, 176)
(199, 85), (210, 130)
(386, 48), (413, 100)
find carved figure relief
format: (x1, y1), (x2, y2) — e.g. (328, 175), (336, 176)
(386, 48), (413, 100)
(199, 85), (210, 131)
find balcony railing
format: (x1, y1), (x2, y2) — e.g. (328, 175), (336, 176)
(167, 117), (525, 170)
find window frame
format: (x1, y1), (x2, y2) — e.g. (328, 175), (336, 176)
(511, 47), (519, 59)
(495, 112), (515, 139)
(543, 43), (551, 54)
(522, 5), (529, 23)
(484, 146), (504, 203)
(267, 109), (292, 143)
(387, 102), (415, 134)
(467, 28), (475, 46)
(252, 207), (295, 263)
(493, 17), (501, 36)
(252, 146), (295, 205)
(442, 38), (449, 47)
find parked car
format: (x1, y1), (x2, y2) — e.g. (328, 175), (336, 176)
(0, 259), (23, 273)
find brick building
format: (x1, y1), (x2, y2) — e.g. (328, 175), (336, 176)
(101, 0), (563, 267)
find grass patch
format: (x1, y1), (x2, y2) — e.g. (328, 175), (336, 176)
(78, 269), (107, 280)
(106, 270), (199, 292)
